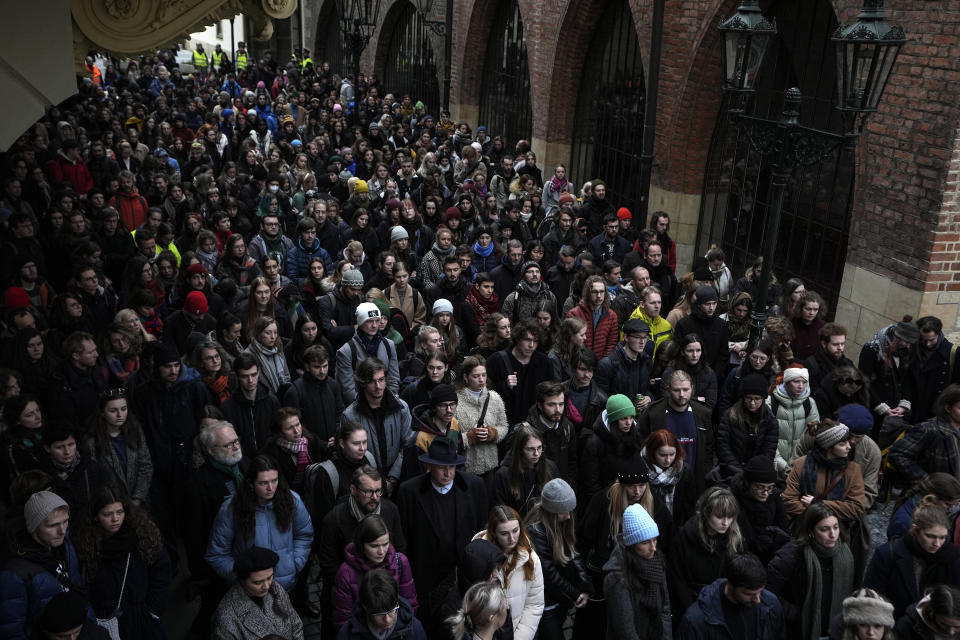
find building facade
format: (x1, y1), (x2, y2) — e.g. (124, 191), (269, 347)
(302, 0), (960, 353)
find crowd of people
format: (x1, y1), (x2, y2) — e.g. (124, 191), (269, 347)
(1, 44), (960, 640)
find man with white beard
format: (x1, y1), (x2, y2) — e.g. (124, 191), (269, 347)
(184, 421), (249, 636)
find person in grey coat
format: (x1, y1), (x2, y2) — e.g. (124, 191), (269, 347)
(343, 358), (411, 491)
(337, 302), (400, 404)
(83, 391), (153, 504)
(212, 546), (303, 640)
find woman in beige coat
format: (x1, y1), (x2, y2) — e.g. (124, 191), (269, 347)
(455, 355), (508, 478)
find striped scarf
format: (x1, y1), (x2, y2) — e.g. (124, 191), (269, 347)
(276, 436), (311, 489)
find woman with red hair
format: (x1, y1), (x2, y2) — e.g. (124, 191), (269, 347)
(642, 429), (697, 526)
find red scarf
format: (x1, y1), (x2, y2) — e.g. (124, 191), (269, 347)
(466, 284), (499, 326)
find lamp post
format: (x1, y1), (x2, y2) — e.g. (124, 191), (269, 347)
(412, 0), (453, 109)
(718, 0), (905, 340)
(337, 0), (382, 75)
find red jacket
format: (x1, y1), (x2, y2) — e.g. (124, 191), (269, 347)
(567, 299), (620, 359)
(110, 190), (149, 231)
(48, 152), (94, 195)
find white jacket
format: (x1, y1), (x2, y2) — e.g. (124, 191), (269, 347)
(473, 531), (544, 640)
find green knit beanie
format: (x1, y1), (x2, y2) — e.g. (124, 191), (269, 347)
(372, 297), (390, 317)
(606, 394), (636, 422)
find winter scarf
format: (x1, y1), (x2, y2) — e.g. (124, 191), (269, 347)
(203, 373), (232, 404)
(358, 330), (384, 357)
(248, 339), (289, 391)
(208, 457), (244, 486)
(276, 436), (312, 488)
(904, 531), (960, 592)
(800, 449), (848, 500)
(348, 493), (381, 522)
(631, 551), (667, 610)
(549, 175), (569, 195)
(430, 241), (455, 257)
(649, 461), (682, 514)
(800, 540), (855, 640)
(51, 454), (81, 480)
(473, 240), (494, 257)
(466, 284), (499, 325)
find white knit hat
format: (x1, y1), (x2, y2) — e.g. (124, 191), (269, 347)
(355, 302), (380, 326)
(782, 367), (809, 384)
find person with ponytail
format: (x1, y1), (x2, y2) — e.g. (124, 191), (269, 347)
(766, 502), (855, 640)
(864, 498), (960, 617)
(893, 584), (960, 640)
(475, 505), (544, 640)
(446, 581), (510, 640)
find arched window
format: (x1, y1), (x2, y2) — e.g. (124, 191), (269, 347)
(315, 0), (346, 75)
(570, 1), (645, 215)
(478, 0), (532, 144)
(696, 0), (852, 307)
(380, 1), (441, 113)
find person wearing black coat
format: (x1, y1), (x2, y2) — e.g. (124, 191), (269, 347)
(717, 340), (776, 417)
(490, 248), (524, 303)
(731, 457), (792, 564)
(396, 439), (488, 636)
(893, 585), (960, 640)
(438, 539), (515, 640)
(220, 377), (280, 458)
(317, 278), (363, 351)
(674, 286), (730, 377)
(258, 409), (324, 492)
(41, 426), (113, 521)
(282, 350), (344, 456)
(863, 500), (960, 618)
(578, 396), (644, 508)
(525, 478), (591, 640)
(183, 421), (249, 637)
(73, 487), (172, 640)
(716, 373), (779, 470)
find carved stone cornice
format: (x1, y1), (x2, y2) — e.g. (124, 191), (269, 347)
(69, 0), (297, 64)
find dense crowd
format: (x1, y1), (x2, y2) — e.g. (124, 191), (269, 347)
(1, 45), (960, 640)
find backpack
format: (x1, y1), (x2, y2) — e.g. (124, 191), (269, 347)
(768, 394), (812, 417)
(301, 451), (376, 523)
(345, 335), (397, 372)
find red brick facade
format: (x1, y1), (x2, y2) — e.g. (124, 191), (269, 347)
(315, 0), (960, 301)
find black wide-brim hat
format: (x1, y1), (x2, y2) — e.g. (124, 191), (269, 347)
(418, 436), (466, 466)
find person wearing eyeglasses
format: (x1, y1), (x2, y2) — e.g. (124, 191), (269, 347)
(337, 569), (426, 640)
(812, 365), (871, 422)
(730, 455), (791, 564)
(403, 384), (465, 479)
(184, 420), (248, 637)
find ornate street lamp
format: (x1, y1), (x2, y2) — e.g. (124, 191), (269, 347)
(833, 0), (906, 131)
(412, 0), (448, 36)
(718, 0), (905, 339)
(718, 0), (777, 112)
(337, 0), (382, 74)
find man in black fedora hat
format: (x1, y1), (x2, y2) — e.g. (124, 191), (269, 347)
(396, 437), (487, 636)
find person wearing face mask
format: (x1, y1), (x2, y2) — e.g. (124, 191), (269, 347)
(766, 503), (854, 640)
(858, 316), (918, 423)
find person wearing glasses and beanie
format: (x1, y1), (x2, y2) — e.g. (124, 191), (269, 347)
(603, 503), (671, 640)
(404, 384), (465, 479)
(731, 455), (791, 563)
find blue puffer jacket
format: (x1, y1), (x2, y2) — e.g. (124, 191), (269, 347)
(677, 578), (785, 640)
(205, 491), (314, 591)
(0, 533), (85, 640)
(286, 237), (333, 280)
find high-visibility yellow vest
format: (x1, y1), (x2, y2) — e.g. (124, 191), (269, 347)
(193, 50), (208, 68)
(237, 52), (248, 70)
(212, 51), (224, 67)
(301, 57), (313, 71)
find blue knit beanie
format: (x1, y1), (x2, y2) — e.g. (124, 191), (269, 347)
(837, 404), (874, 435)
(622, 503), (659, 546)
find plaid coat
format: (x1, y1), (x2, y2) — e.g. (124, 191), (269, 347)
(888, 417), (960, 484)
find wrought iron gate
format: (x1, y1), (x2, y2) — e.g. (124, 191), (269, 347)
(381, 2), (441, 113)
(695, 0), (853, 309)
(478, 0), (532, 144)
(570, 1), (645, 215)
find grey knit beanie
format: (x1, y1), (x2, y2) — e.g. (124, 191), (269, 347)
(540, 478), (576, 514)
(24, 491), (69, 533)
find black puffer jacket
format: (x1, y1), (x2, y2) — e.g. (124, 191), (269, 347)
(716, 403), (779, 469)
